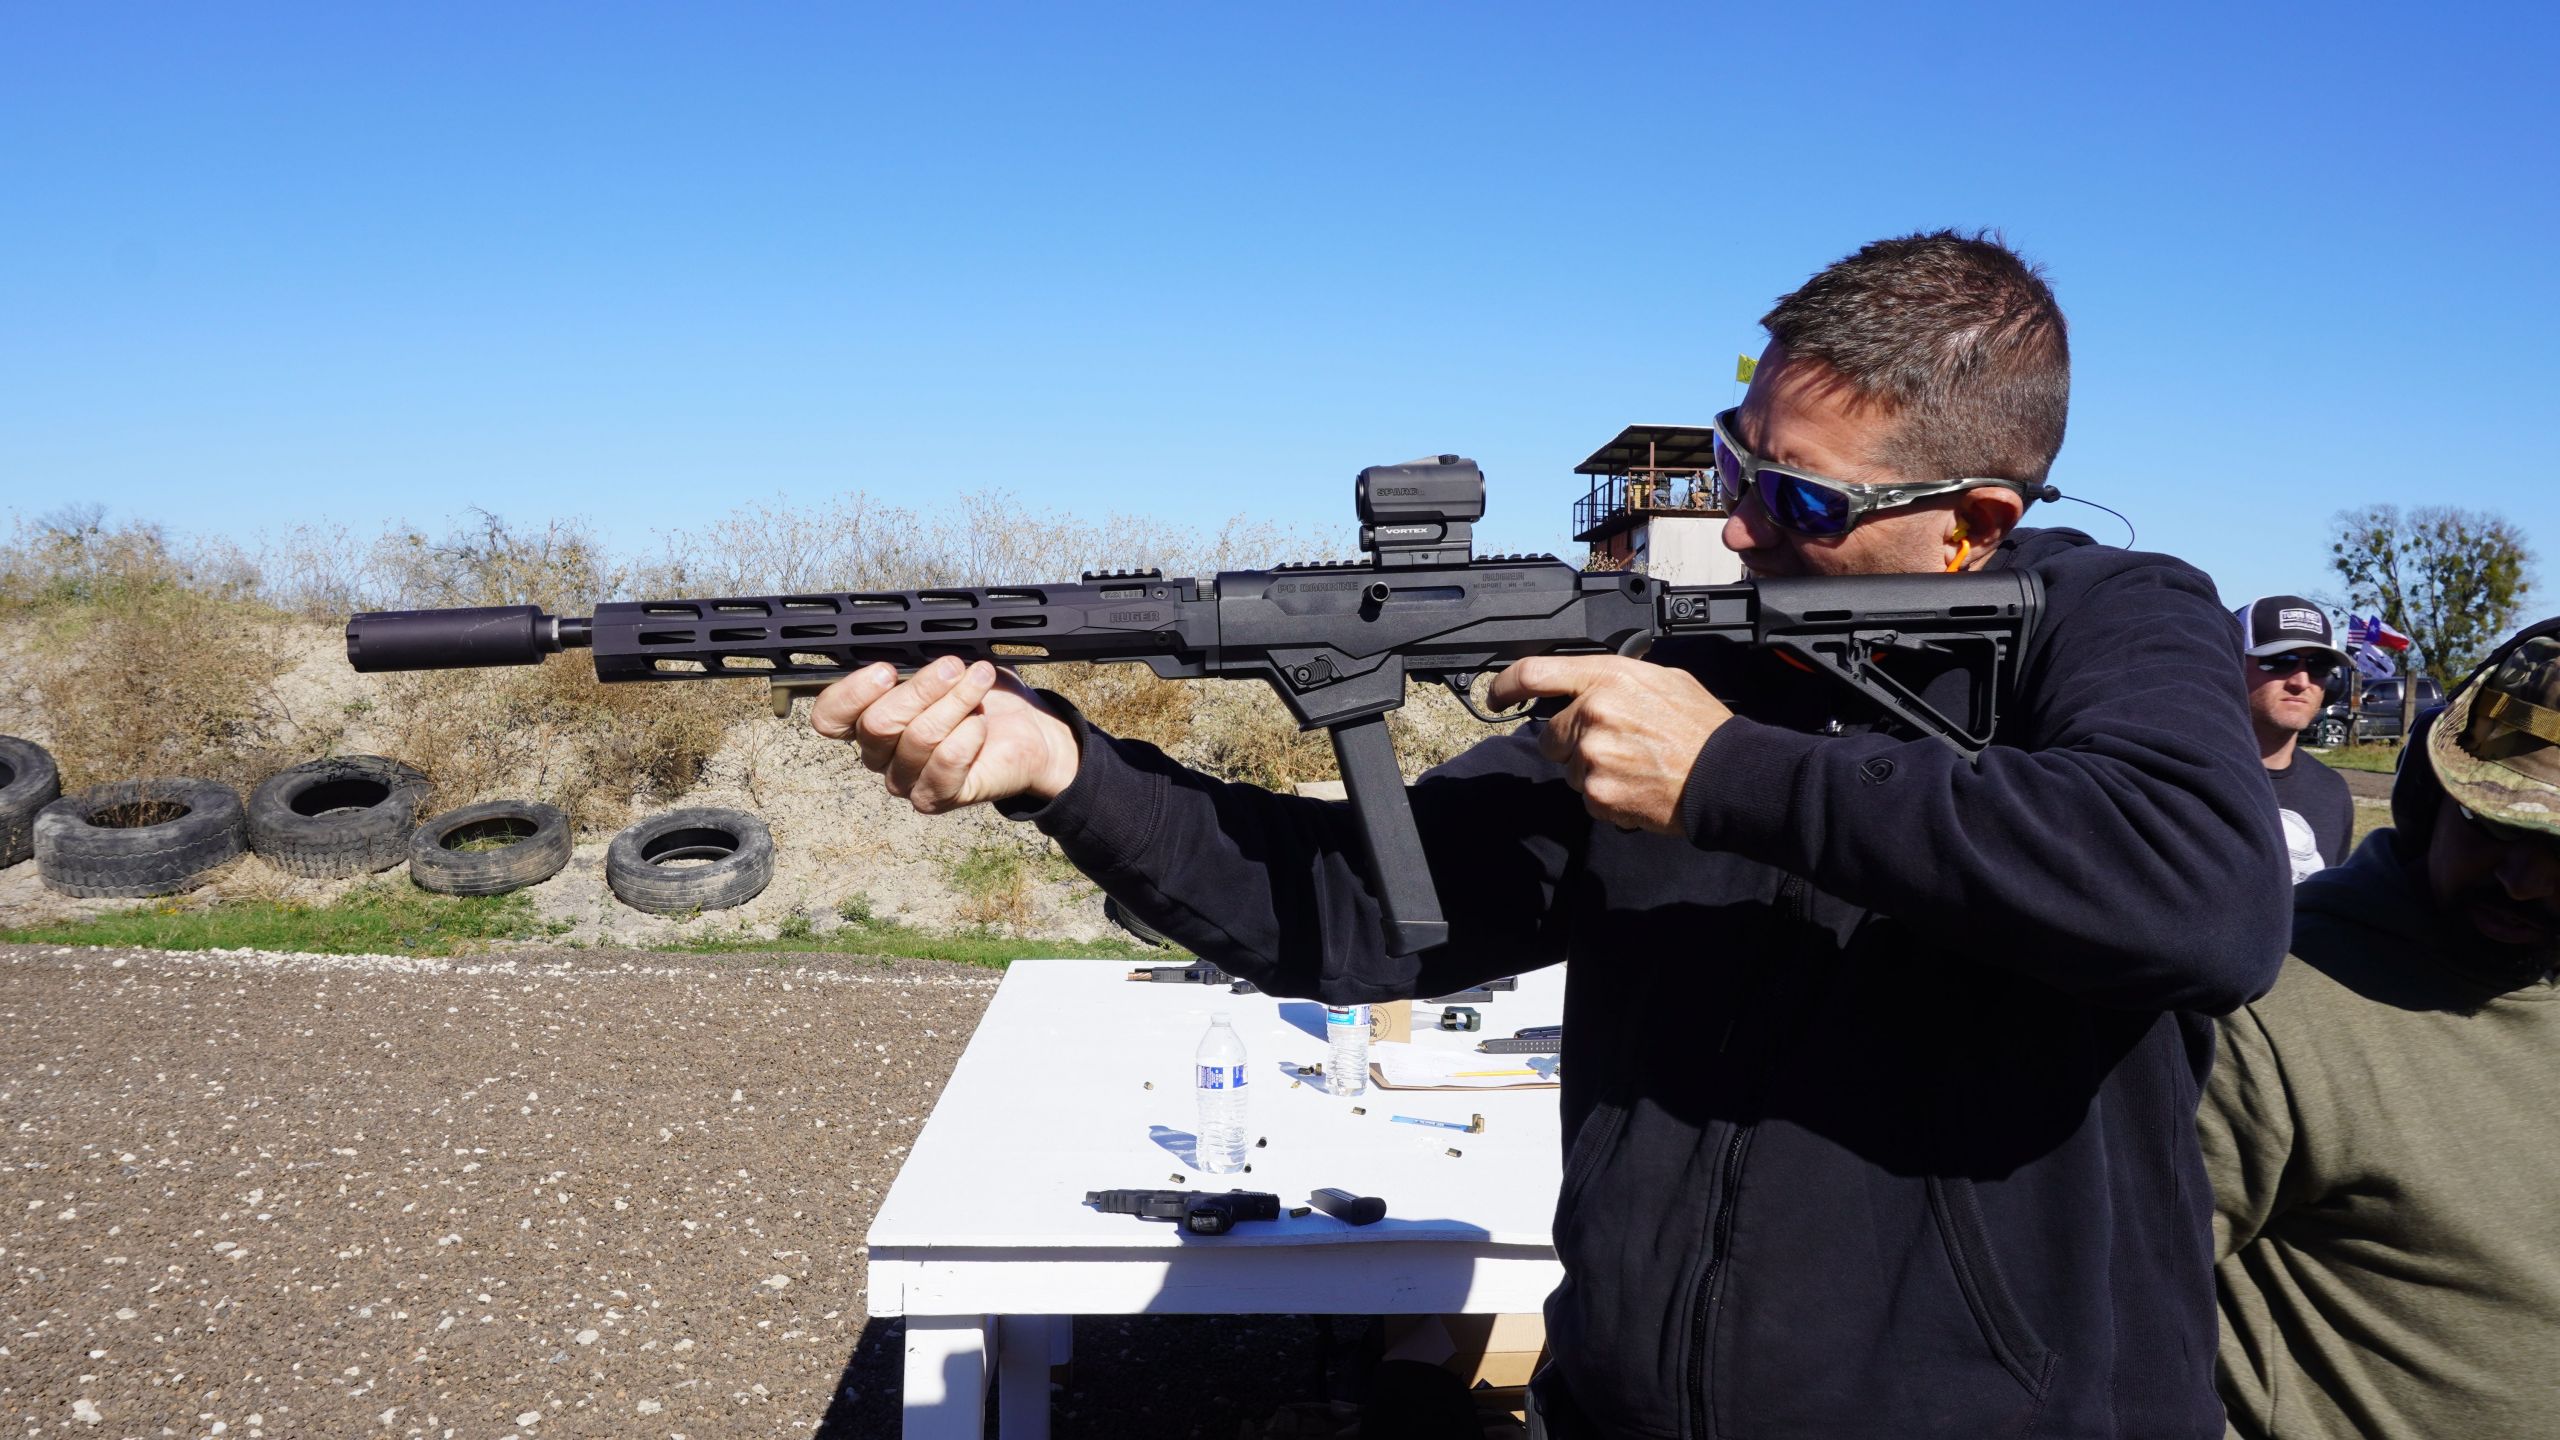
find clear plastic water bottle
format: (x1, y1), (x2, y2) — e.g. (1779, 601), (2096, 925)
(1324, 1003), (1370, 1097)
(1195, 1012), (1250, 1174)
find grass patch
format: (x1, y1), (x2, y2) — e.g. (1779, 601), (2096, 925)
(945, 843), (1034, 930)
(2352, 798), (2393, 850)
(0, 880), (565, 956)
(945, 844), (1025, 896)
(2319, 743), (2406, 775)
(675, 917), (1174, 969)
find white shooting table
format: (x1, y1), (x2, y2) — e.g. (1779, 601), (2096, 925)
(865, 959), (1567, 1438)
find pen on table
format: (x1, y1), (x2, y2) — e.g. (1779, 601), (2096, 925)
(1451, 1067), (1540, 1078)
(1390, 1113), (1486, 1133)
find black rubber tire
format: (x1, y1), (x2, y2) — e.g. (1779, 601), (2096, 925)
(1104, 893), (1174, 947)
(247, 755), (431, 878)
(0, 735), (63, 869)
(407, 800), (573, 897)
(605, 807), (775, 915)
(33, 777), (247, 898)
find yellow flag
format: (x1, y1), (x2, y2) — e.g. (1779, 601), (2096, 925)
(1735, 353), (1757, 383)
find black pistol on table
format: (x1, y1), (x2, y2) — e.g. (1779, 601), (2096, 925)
(345, 455), (2043, 958)
(1085, 1188), (1282, 1237)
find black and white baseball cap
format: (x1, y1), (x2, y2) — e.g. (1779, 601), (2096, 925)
(2235, 594), (2347, 661)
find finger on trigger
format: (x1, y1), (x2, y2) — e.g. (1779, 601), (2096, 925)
(1493, 654), (1609, 709)
(1485, 658), (1542, 711)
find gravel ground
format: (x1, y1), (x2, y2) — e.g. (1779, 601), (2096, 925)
(0, 943), (1331, 1440)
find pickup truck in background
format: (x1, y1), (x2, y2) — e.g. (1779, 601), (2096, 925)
(2310, 672), (2446, 749)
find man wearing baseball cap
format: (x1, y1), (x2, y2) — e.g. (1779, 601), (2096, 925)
(2236, 594), (2355, 880)
(2198, 620), (2560, 1438)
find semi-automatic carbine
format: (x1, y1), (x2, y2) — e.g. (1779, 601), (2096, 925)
(347, 455), (2043, 955)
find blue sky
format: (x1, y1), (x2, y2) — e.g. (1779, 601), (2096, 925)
(3, 2), (2554, 613)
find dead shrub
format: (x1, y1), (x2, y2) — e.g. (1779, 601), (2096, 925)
(5, 491), (1486, 839)
(208, 854), (312, 906)
(1040, 662), (1196, 754)
(377, 662), (753, 830)
(640, 490), (1324, 595)
(1175, 682), (1338, 790)
(288, 508), (753, 830)
(1037, 665), (1508, 788)
(11, 516), (298, 790)
(947, 842), (1036, 932)
(248, 508), (626, 618)
(2, 507), (258, 614)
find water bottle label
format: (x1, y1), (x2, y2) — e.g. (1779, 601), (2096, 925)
(1325, 1005), (1365, 1028)
(1196, 1063), (1246, 1090)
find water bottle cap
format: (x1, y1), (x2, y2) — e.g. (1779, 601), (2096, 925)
(1210, 1010), (1233, 1026)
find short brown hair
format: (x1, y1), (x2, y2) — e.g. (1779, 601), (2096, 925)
(1761, 230), (2070, 485)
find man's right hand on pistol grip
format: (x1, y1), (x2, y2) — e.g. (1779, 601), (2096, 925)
(809, 657), (1081, 813)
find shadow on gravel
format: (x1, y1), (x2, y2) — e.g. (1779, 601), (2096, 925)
(812, 1316), (915, 1439)
(812, 1313), (1340, 1438)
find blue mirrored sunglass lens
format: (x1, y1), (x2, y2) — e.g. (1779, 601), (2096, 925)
(1770, 474), (1852, 535)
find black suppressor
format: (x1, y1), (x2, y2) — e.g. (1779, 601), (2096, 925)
(1086, 1188), (1282, 1236)
(345, 605), (591, 672)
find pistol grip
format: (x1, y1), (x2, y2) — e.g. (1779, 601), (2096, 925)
(1327, 715), (1449, 956)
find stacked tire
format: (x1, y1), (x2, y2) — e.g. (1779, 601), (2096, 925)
(408, 800), (574, 897)
(248, 756), (430, 878)
(34, 777), (248, 898)
(7, 735), (789, 916)
(606, 807), (773, 914)
(0, 736), (62, 869)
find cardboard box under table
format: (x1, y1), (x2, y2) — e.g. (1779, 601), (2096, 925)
(865, 959), (1567, 1439)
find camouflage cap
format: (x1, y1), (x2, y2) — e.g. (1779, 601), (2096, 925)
(2429, 634), (2560, 836)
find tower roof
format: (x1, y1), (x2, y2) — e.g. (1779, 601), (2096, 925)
(1573, 423), (1717, 477)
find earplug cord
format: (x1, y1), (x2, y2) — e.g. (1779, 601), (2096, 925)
(2027, 483), (2136, 549)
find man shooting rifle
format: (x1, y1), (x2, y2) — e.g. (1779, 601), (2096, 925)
(824, 233), (2296, 1438)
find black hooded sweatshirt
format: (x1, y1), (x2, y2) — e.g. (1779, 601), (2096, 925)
(1006, 527), (2291, 1439)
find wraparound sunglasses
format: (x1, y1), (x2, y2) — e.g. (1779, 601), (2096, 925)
(2253, 652), (2341, 680)
(1712, 407), (2060, 539)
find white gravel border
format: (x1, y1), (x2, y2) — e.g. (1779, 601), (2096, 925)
(0, 942), (1004, 986)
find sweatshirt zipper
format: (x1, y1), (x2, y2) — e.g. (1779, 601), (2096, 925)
(1684, 1115), (1754, 1437)
(1685, 875), (1812, 1440)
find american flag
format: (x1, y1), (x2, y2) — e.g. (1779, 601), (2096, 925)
(2347, 613), (2412, 652)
